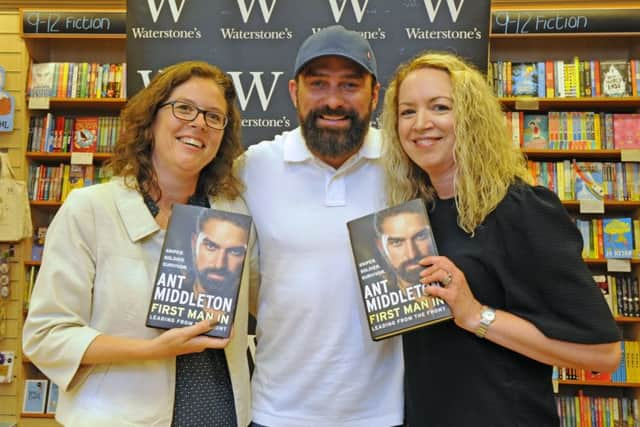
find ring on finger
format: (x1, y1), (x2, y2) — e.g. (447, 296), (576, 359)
(442, 270), (453, 286)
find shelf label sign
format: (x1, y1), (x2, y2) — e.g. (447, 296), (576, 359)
(491, 9), (640, 35)
(21, 10), (126, 35)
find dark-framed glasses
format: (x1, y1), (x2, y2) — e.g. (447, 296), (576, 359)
(159, 100), (228, 130)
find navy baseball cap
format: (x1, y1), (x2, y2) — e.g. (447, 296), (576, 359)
(293, 25), (378, 80)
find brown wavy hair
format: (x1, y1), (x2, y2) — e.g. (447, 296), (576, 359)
(108, 61), (244, 200)
(381, 51), (531, 234)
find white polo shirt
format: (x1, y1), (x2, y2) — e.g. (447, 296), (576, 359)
(240, 127), (404, 427)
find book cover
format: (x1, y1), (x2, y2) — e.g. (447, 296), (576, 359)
(29, 63), (55, 98)
(573, 161), (604, 201)
(600, 60), (631, 97)
(72, 117), (98, 152)
(511, 62), (538, 96)
(522, 114), (549, 149)
(22, 379), (48, 414)
(613, 113), (640, 149)
(347, 199), (452, 341)
(603, 218), (633, 259)
(146, 204), (251, 338)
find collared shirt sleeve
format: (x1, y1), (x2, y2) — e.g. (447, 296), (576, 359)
(23, 189), (102, 391)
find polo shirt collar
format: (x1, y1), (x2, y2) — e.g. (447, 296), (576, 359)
(112, 176), (160, 242)
(283, 126), (382, 164)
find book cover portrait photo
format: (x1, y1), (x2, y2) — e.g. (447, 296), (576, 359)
(146, 204), (251, 338)
(347, 199), (452, 340)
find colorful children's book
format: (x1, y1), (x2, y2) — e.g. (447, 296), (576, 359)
(522, 114), (549, 149)
(511, 63), (539, 96)
(573, 161), (604, 201)
(603, 218), (633, 259)
(72, 117), (98, 152)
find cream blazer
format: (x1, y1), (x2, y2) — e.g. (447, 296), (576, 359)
(23, 177), (252, 427)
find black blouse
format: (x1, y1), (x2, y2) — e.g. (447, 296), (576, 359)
(403, 183), (620, 427)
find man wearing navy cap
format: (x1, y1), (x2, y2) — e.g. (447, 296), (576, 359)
(238, 25), (404, 427)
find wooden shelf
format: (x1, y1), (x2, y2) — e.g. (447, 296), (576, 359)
(30, 201), (62, 208)
(28, 97), (126, 110)
(584, 258), (640, 265)
(561, 200), (640, 211)
(26, 152), (113, 161)
(20, 413), (55, 419)
(615, 316), (640, 323)
(499, 97), (640, 111)
(23, 260), (41, 267)
(523, 149), (624, 160)
(558, 380), (640, 387)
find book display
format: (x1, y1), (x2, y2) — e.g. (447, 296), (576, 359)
(490, 1), (640, 423)
(14, 7), (126, 425)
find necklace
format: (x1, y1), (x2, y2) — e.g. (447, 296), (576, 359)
(143, 192), (210, 217)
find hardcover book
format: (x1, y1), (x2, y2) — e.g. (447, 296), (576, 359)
(146, 204), (251, 338)
(46, 382), (59, 414)
(347, 199), (452, 341)
(603, 218), (633, 259)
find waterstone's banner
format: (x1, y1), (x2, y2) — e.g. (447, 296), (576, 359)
(127, 0), (491, 145)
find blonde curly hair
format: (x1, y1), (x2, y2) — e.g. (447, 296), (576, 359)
(381, 51), (531, 234)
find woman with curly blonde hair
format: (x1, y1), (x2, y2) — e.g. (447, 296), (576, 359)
(381, 51), (620, 426)
(24, 61), (251, 427)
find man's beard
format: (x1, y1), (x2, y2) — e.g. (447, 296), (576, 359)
(395, 257), (424, 285)
(197, 267), (239, 294)
(300, 106), (371, 160)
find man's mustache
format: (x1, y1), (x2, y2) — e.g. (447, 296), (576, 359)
(308, 106), (358, 123)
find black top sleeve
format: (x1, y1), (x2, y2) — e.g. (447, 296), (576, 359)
(492, 184), (620, 343)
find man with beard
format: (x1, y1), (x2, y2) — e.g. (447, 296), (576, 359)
(191, 209), (249, 306)
(375, 203), (436, 293)
(238, 26), (404, 427)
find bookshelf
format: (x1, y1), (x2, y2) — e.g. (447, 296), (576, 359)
(17, 7), (125, 426)
(490, 0), (640, 423)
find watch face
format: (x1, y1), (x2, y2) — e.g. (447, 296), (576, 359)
(481, 309), (496, 322)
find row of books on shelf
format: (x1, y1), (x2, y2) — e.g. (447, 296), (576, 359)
(28, 114), (121, 153)
(576, 218), (639, 260)
(556, 341), (640, 385)
(555, 392), (637, 427)
(491, 58), (639, 98)
(27, 164), (112, 202)
(23, 379), (58, 415)
(507, 112), (639, 150)
(528, 161), (640, 202)
(28, 61), (126, 99)
(594, 274), (640, 318)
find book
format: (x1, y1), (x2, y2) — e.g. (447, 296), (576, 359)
(146, 204), (252, 338)
(28, 62), (55, 98)
(511, 62), (538, 96)
(22, 379), (48, 414)
(522, 114), (549, 149)
(613, 113), (640, 149)
(46, 382), (59, 414)
(603, 218), (633, 259)
(573, 161), (604, 201)
(346, 199), (453, 341)
(600, 60), (631, 97)
(72, 117), (98, 152)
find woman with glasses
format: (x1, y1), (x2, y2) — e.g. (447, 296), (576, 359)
(23, 61), (252, 427)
